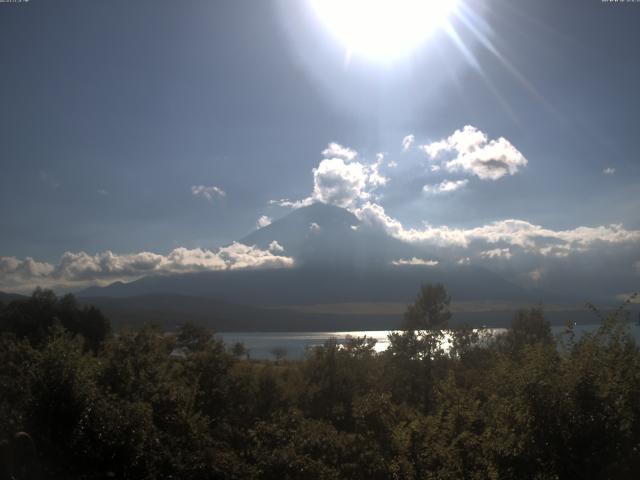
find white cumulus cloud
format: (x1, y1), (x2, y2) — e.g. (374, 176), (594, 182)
(0, 243), (294, 293)
(256, 215), (272, 229)
(322, 142), (357, 162)
(268, 240), (285, 253)
(354, 202), (640, 254)
(271, 143), (387, 210)
(421, 125), (528, 181)
(311, 158), (370, 207)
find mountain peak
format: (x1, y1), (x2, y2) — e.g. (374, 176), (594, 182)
(268, 202), (359, 231)
(241, 202), (429, 269)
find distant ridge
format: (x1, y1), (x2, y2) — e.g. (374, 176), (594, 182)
(0, 291), (27, 303)
(80, 293), (404, 332)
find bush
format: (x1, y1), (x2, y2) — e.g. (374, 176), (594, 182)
(2, 288), (640, 478)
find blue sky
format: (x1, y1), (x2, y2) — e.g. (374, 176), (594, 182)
(1, 0), (639, 293)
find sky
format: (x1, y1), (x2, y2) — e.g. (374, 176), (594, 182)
(1, 0), (639, 293)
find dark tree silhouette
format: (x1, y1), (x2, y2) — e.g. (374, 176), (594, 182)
(271, 347), (288, 363)
(403, 283), (451, 330)
(175, 322), (212, 353)
(0, 288), (110, 351)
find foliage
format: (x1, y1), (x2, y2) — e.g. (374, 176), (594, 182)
(1, 287), (640, 479)
(0, 288), (110, 351)
(403, 283), (451, 331)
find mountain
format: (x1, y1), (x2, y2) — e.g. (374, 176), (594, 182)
(0, 291), (27, 303)
(79, 203), (534, 313)
(241, 202), (427, 268)
(5, 204), (628, 330)
(79, 293), (404, 332)
(80, 262), (529, 305)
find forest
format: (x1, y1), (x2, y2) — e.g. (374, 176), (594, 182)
(1, 286), (639, 479)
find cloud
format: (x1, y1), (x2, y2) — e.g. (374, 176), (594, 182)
(401, 134), (415, 152)
(191, 184), (226, 201)
(309, 222), (321, 233)
(322, 142), (357, 162)
(311, 158), (370, 208)
(354, 202), (640, 254)
(54, 250), (166, 281)
(0, 256), (55, 280)
(391, 257), (439, 266)
(268, 240), (285, 253)
(603, 167), (616, 175)
(271, 143), (393, 210)
(256, 215), (272, 229)
(423, 179), (468, 194)
(481, 248), (513, 259)
(269, 198), (314, 209)
(0, 243), (294, 293)
(261, 138), (638, 298)
(388, 160), (398, 168)
(353, 201), (640, 297)
(367, 160), (387, 188)
(271, 143), (388, 210)
(97, 189), (109, 196)
(421, 125), (527, 180)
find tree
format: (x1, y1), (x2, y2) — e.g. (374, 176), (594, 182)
(386, 284), (453, 411)
(502, 306), (553, 353)
(231, 341), (249, 359)
(403, 283), (451, 331)
(0, 289), (110, 351)
(271, 347), (288, 363)
(175, 322), (212, 353)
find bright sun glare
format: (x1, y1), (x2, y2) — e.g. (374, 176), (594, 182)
(310, 0), (459, 63)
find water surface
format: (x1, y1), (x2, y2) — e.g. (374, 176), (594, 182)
(217, 324), (640, 360)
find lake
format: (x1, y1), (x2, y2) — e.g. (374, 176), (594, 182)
(217, 324), (640, 360)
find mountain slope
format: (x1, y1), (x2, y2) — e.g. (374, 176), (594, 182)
(241, 202), (428, 268)
(0, 291), (28, 303)
(80, 293), (404, 331)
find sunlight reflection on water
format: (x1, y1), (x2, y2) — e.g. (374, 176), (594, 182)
(217, 328), (506, 359)
(217, 325), (640, 360)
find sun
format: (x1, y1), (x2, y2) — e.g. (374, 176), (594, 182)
(310, 0), (459, 63)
